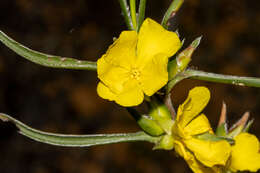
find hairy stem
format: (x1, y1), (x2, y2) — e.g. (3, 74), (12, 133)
(0, 113), (160, 147)
(0, 30), (97, 70)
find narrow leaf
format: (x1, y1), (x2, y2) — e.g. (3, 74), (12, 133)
(161, 0), (184, 29)
(0, 30), (97, 70)
(0, 113), (159, 147)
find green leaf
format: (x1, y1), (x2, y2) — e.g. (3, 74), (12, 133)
(216, 123), (228, 137)
(0, 113), (160, 147)
(0, 30), (97, 70)
(161, 0), (184, 29)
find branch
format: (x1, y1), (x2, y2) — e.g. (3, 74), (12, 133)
(0, 113), (159, 147)
(0, 30), (97, 71)
(186, 69), (260, 88)
(118, 0), (134, 30)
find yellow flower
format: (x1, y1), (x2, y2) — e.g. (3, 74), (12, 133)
(172, 87), (231, 173)
(97, 18), (181, 107)
(228, 132), (260, 172)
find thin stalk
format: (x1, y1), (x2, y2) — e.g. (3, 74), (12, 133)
(186, 69), (260, 88)
(161, 0), (184, 29)
(166, 72), (191, 93)
(167, 69), (260, 93)
(130, 0), (137, 31)
(118, 0), (134, 30)
(0, 30), (97, 70)
(137, 0), (146, 31)
(0, 113), (159, 147)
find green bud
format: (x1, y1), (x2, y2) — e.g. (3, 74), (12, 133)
(137, 115), (165, 136)
(153, 135), (174, 150)
(127, 107), (165, 136)
(168, 36), (202, 80)
(149, 97), (174, 135)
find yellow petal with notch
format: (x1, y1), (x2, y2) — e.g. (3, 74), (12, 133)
(176, 87), (210, 128)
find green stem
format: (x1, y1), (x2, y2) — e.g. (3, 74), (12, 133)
(137, 0), (146, 31)
(166, 72), (190, 93)
(161, 0), (184, 29)
(167, 69), (260, 93)
(0, 30), (97, 70)
(0, 113), (159, 147)
(186, 69), (260, 88)
(130, 0), (137, 31)
(118, 0), (134, 30)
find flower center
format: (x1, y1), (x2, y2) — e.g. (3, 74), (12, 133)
(130, 68), (141, 80)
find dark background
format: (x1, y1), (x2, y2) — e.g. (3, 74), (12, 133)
(0, 0), (259, 173)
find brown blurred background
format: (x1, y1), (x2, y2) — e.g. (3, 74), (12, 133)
(0, 0), (259, 173)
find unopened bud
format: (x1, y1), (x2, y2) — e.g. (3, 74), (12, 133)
(149, 97), (174, 135)
(168, 36), (202, 80)
(137, 115), (165, 136)
(127, 108), (165, 136)
(153, 135), (174, 150)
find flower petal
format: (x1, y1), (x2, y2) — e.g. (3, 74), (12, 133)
(184, 114), (212, 136)
(103, 31), (138, 68)
(176, 87), (210, 128)
(137, 18), (181, 64)
(175, 141), (219, 173)
(97, 57), (130, 93)
(184, 138), (231, 167)
(115, 80), (144, 107)
(139, 54), (168, 96)
(229, 133), (260, 172)
(97, 82), (116, 101)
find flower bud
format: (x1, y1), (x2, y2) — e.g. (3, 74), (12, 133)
(149, 97), (174, 135)
(153, 135), (174, 150)
(168, 36), (202, 80)
(137, 115), (165, 136)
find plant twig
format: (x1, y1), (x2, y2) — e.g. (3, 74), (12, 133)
(186, 69), (260, 88)
(0, 30), (97, 70)
(118, 0), (134, 30)
(0, 113), (159, 147)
